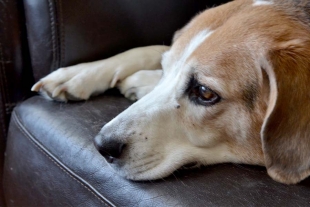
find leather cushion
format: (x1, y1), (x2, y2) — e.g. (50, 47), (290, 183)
(4, 94), (310, 206)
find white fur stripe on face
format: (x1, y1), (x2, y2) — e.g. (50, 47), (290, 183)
(253, 0), (273, 6)
(179, 30), (214, 66)
(161, 29), (214, 72)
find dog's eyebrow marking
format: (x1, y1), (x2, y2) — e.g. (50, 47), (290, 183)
(253, 0), (273, 6)
(179, 29), (214, 66)
(242, 81), (258, 110)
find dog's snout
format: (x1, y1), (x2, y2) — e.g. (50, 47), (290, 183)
(94, 134), (126, 163)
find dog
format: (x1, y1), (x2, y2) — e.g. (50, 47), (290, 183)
(32, 0), (310, 184)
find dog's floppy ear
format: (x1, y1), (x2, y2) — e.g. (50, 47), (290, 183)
(261, 38), (310, 184)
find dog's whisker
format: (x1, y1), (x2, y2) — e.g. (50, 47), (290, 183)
(171, 172), (187, 186)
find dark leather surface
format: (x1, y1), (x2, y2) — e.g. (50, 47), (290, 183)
(23, 0), (231, 81)
(4, 94), (310, 207)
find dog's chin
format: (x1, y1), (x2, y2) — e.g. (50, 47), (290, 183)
(114, 165), (180, 181)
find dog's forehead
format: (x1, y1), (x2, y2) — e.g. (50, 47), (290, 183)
(168, 0), (276, 62)
(167, 12), (252, 72)
(166, 28), (255, 83)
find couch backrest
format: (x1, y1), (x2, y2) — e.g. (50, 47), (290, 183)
(23, 0), (231, 81)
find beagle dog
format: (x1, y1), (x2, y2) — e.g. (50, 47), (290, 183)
(32, 0), (310, 184)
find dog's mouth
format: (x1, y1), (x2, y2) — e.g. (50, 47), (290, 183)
(102, 148), (202, 181)
(180, 162), (200, 169)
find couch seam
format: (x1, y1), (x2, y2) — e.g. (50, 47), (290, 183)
(58, 0), (65, 67)
(12, 112), (116, 207)
(0, 42), (8, 138)
(48, 0), (57, 71)
(0, 18), (10, 106)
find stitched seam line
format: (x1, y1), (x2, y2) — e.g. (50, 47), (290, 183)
(0, 45), (9, 103)
(48, 0), (57, 71)
(0, 10), (10, 106)
(0, 41), (15, 118)
(0, 101), (6, 139)
(58, 0), (65, 67)
(12, 112), (116, 207)
(0, 42), (8, 138)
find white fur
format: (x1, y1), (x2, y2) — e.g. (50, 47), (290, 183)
(253, 0), (273, 6)
(102, 72), (237, 180)
(182, 30), (213, 63)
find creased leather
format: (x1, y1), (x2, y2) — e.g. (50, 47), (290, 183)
(4, 95), (310, 207)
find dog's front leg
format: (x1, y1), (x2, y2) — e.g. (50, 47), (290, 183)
(118, 69), (163, 101)
(31, 45), (170, 102)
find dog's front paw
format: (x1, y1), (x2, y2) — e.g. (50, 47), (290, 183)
(32, 65), (103, 102)
(118, 70), (162, 101)
(31, 72), (91, 102)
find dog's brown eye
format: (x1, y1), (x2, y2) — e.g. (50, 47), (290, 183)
(199, 86), (215, 100)
(186, 76), (221, 106)
(190, 85), (220, 106)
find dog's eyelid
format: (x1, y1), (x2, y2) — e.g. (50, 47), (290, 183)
(197, 83), (219, 96)
(195, 75), (225, 96)
(184, 75), (211, 93)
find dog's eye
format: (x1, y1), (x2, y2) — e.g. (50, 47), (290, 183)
(199, 86), (214, 99)
(190, 85), (220, 106)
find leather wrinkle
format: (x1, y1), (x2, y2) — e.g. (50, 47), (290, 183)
(12, 111), (116, 207)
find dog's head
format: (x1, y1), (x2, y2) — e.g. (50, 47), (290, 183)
(95, 0), (310, 184)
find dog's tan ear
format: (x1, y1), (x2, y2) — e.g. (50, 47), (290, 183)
(261, 39), (310, 184)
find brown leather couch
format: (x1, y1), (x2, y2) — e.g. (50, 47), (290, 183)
(2, 0), (310, 206)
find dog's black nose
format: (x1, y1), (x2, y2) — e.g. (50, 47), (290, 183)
(94, 135), (126, 163)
